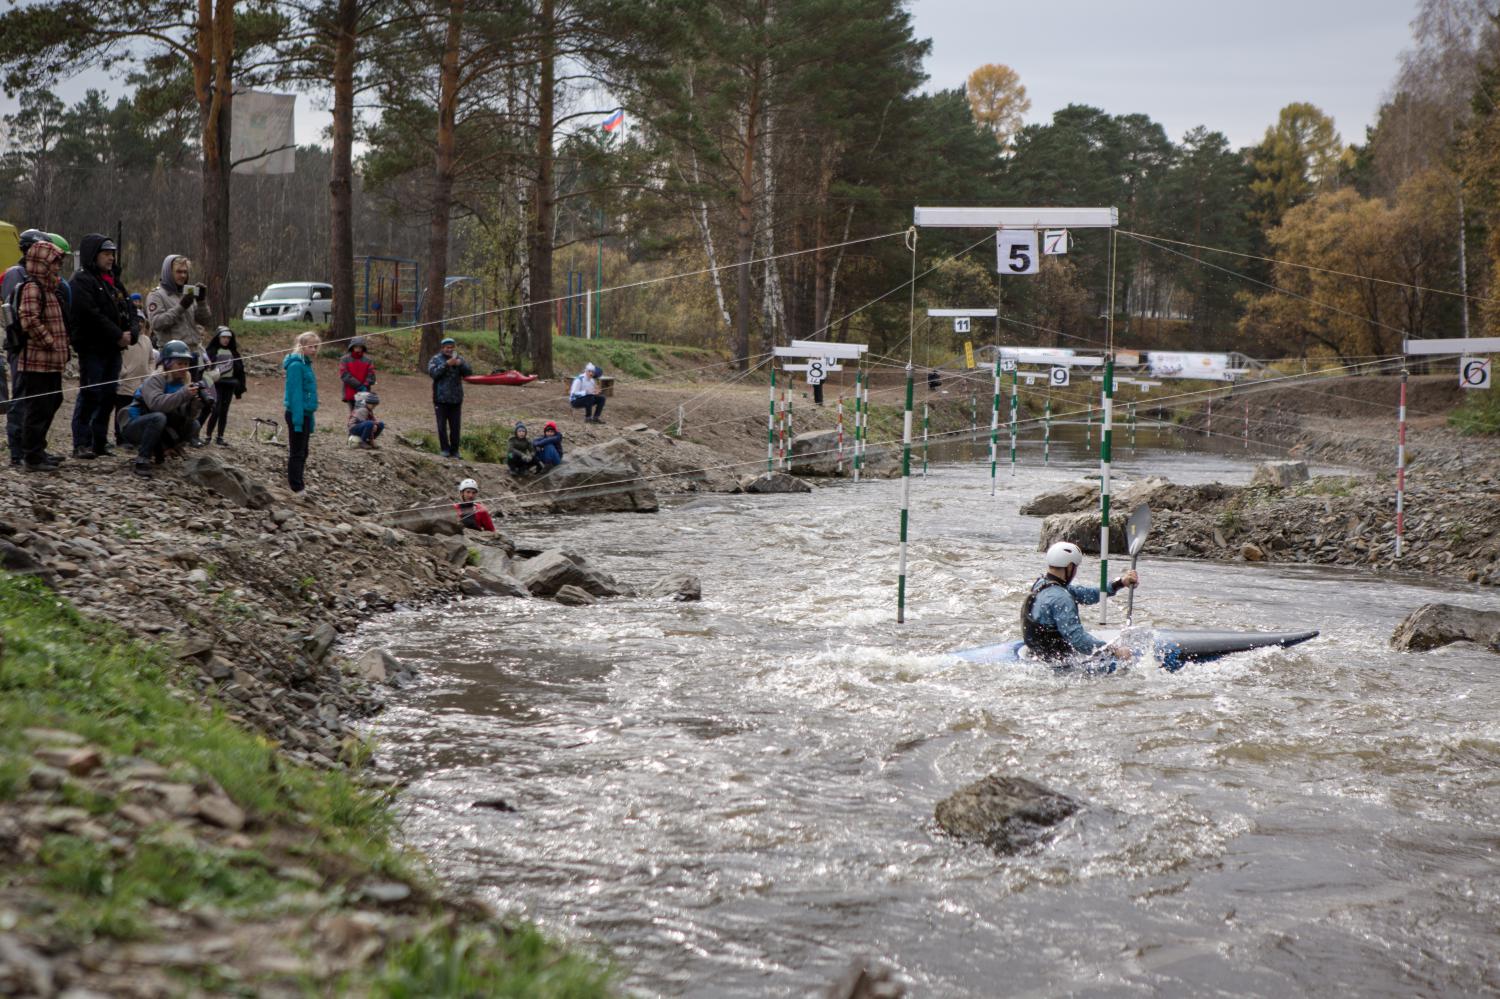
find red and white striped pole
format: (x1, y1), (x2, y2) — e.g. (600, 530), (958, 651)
(1396, 369), (1407, 559)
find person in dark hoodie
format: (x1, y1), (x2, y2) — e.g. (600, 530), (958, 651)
(339, 336), (376, 410)
(506, 421), (542, 475)
(68, 233), (140, 459)
(202, 326), (246, 445)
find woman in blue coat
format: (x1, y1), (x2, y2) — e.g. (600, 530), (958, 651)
(283, 331), (320, 493)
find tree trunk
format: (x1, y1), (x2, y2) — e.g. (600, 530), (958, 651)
(328, 0), (358, 346)
(526, 0), (556, 378)
(197, 0), (235, 325)
(734, 62), (762, 370)
(420, 0), (465, 364)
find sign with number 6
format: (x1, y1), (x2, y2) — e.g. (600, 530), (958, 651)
(996, 230), (1040, 275)
(1460, 356), (1491, 390)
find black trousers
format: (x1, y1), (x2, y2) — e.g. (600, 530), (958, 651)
(434, 402), (462, 455)
(203, 391), (234, 440)
(286, 411), (311, 492)
(16, 371), (63, 463)
(4, 357), (20, 461)
(71, 352), (120, 452)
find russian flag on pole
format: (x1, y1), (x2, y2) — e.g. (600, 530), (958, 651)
(602, 109), (625, 133)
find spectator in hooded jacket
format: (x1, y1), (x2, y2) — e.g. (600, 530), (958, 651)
(145, 254), (211, 348)
(535, 420), (564, 468)
(13, 240), (71, 471)
(68, 233), (140, 459)
(3, 229), (48, 465)
(339, 336), (376, 410)
(202, 326), (245, 446)
(283, 331), (320, 494)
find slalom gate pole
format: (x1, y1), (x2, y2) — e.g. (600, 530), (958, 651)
(1396, 369), (1407, 558)
(852, 371), (863, 483)
(970, 391), (978, 462)
(786, 389), (794, 473)
(897, 364), (915, 624)
(677, 404), (685, 439)
(1099, 353), (1115, 625)
(862, 378), (871, 472)
(922, 402), (930, 478)
(1207, 396), (1213, 439)
(1044, 396), (1052, 465)
(836, 395), (845, 476)
(1008, 365), (1018, 479)
(767, 368), (776, 472)
(988, 356), (1001, 494)
(1243, 399), (1249, 449)
(1129, 402), (1137, 455)
(777, 388), (787, 470)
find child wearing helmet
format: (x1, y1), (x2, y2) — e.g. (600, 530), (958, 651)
(454, 478), (495, 531)
(1021, 541), (1139, 666)
(346, 390), (385, 448)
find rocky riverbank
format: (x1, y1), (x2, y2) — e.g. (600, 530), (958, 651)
(0, 416), (766, 995)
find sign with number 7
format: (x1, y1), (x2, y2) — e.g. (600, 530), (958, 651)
(996, 230), (1040, 275)
(1043, 229), (1068, 255)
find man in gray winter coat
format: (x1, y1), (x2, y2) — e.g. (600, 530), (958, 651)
(145, 255), (211, 347)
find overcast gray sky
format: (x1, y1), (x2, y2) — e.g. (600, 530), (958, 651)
(3, 0), (1418, 151)
(910, 0), (1417, 148)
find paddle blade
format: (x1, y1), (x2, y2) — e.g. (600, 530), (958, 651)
(1126, 504), (1152, 557)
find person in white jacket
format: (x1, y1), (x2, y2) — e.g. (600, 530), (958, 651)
(568, 363), (605, 423)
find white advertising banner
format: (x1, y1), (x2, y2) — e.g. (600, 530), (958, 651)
(1147, 351), (1231, 381)
(231, 91), (296, 175)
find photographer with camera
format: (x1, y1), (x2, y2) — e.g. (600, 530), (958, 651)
(69, 234), (141, 460)
(146, 254), (211, 348)
(117, 339), (206, 478)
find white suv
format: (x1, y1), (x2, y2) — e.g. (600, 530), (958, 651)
(243, 282), (333, 323)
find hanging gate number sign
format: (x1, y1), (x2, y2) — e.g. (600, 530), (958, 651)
(1460, 356), (1492, 390)
(806, 358), (826, 385)
(996, 229), (1040, 275)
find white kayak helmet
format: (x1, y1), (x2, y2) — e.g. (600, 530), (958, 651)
(1045, 542), (1084, 570)
(458, 478), (479, 494)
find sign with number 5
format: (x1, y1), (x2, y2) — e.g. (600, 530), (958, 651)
(996, 230), (1039, 275)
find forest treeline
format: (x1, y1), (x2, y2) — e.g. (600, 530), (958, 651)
(2, 0), (1497, 375)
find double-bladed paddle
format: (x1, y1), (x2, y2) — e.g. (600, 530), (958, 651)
(1124, 504), (1151, 626)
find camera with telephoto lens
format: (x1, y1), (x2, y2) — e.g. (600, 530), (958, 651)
(193, 365), (222, 395)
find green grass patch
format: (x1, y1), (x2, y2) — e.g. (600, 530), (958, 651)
(1297, 476), (1359, 498)
(1448, 389), (1500, 436)
(369, 923), (614, 998)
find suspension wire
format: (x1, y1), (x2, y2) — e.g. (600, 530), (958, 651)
(1119, 228), (1500, 310)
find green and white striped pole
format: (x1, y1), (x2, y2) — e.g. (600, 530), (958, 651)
(1129, 401), (1137, 455)
(897, 363), (915, 624)
(1008, 365), (1019, 478)
(1086, 405), (1093, 447)
(852, 371), (863, 483)
(1044, 396), (1052, 465)
(786, 387), (794, 473)
(987, 355), (1001, 494)
(970, 391), (978, 462)
(767, 368), (776, 472)
(922, 402), (930, 478)
(1099, 353), (1115, 624)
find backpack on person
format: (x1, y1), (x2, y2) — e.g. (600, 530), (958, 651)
(3, 275), (34, 355)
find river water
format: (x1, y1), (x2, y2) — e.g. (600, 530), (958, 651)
(358, 436), (1500, 997)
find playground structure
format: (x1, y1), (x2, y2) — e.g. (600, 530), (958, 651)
(355, 255), (420, 327)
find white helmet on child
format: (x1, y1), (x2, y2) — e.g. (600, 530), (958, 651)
(1045, 542), (1084, 570)
(458, 478), (479, 493)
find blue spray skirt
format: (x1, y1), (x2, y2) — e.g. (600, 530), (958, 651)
(953, 629), (1320, 673)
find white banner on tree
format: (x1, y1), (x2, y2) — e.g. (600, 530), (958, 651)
(1147, 351), (1232, 381)
(231, 91), (296, 175)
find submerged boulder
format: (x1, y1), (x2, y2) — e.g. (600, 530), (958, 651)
(1391, 603), (1500, 653)
(740, 471), (813, 494)
(934, 774), (1081, 854)
(1019, 481), (1097, 517)
(645, 572), (701, 602)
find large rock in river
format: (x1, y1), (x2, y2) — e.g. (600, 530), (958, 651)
(740, 471), (812, 494)
(1390, 603), (1500, 652)
(515, 549), (628, 598)
(531, 439), (658, 514)
(1021, 477), (1170, 517)
(1251, 460), (1309, 488)
(1037, 510), (1127, 555)
(934, 774), (1081, 854)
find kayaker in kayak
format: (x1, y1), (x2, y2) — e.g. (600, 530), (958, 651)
(1022, 542), (1139, 665)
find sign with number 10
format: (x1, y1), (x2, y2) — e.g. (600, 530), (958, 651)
(996, 230), (1040, 275)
